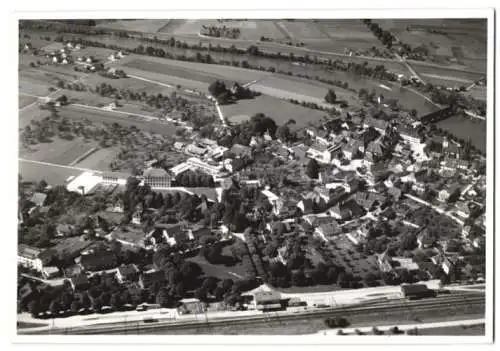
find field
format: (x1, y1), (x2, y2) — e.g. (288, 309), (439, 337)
(72, 146), (119, 171)
(20, 137), (98, 165)
(417, 324), (485, 336)
(436, 115), (486, 153)
(253, 74), (360, 106)
(18, 159), (83, 185)
(96, 19), (171, 33)
(221, 95), (326, 129)
(120, 55), (272, 85)
(159, 19), (289, 41)
(60, 105), (181, 136)
(308, 19), (386, 52)
(375, 19), (487, 73)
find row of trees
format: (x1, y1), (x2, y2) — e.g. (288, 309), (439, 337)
(208, 80), (261, 105)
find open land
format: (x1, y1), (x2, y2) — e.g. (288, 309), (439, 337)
(72, 146), (119, 171)
(221, 95), (327, 128)
(96, 19), (171, 33)
(19, 137), (98, 165)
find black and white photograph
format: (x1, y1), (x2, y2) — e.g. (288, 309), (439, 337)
(9, 3), (494, 346)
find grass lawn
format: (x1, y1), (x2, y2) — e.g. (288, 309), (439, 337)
(18, 159), (83, 185)
(19, 137), (98, 166)
(221, 94), (327, 129)
(187, 253), (246, 282)
(73, 146), (119, 171)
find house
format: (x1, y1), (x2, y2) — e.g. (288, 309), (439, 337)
(365, 139), (389, 162)
(230, 143), (252, 159)
(143, 167), (171, 188)
(328, 204), (350, 220)
(306, 142), (339, 164)
(18, 244), (49, 272)
(387, 186), (402, 201)
(438, 184), (461, 203)
(42, 266), (60, 279)
(343, 139), (364, 160)
(314, 220), (341, 241)
(261, 190), (281, 215)
(148, 223), (191, 248)
(473, 236), (485, 249)
(78, 250), (118, 272)
(353, 191), (385, 210)
(291, 144), (309, 162)
(186, 143), (208, 157)
(441, 257), (454, 275)
(417, 230), (436, 249)
(30, 192), (47, 207)
(56, 223), (73, 237)
(70, 274), (89, 291)
(253, 291), (283, 311)
(116, 264), (140, 284)
(454, 201), (471, 219)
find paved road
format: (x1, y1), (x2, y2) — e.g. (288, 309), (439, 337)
(317, 318), (485, 335)
(404, 194), (465, 226)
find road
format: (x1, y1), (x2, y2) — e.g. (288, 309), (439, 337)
(317, 317), (485, 335)
(21, 292), (484, 335)
(404, 194), (465, 226)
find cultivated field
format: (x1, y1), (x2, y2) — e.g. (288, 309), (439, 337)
(120, 55), (273, 85)
(159, 19), (289, 41)
(375, 19), (487, 73)
(96, 19), (171, 33)
(221, 95), (327, 129)
(20, 137), (98, 165)
(72, 146), (119, 171)
(309, 19), (387, 52)
(436, 115), (486, 153)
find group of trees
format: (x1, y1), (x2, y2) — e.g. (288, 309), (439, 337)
(217, 113), (277, 147)
(363, 19), (396, 49)
(174, 170), (215, 188)
(208, 80), (261, 105)
(200, 25), (241, 39)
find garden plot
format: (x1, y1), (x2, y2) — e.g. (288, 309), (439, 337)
(72, 146), (119, 171)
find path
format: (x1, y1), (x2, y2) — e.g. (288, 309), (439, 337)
(19, 158), (103, 174)
(317, 318), (485, 335)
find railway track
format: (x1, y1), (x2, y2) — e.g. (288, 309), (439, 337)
(27, 294), (484, 335)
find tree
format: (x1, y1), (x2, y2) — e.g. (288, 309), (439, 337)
(70, 300), (81, 314)
(156, 287), (172, 307)
(194, 286), (207, 301)
(28, 300), (40, 317)
(306, 159), (320, 179)
(324, 89), (337, 104)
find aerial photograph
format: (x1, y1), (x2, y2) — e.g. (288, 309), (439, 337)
(17, 17), (487, 337)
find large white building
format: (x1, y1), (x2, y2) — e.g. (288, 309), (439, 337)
(18, 244), (47, 272)
(143, 167), (171, 189)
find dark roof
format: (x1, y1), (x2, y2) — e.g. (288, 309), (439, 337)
(118, 264), (139, 278)
(143, 167), (169, 178)
(80, 250), (118, 271)
(401, 284), (430, 295)
(141, 270), (166, 287)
